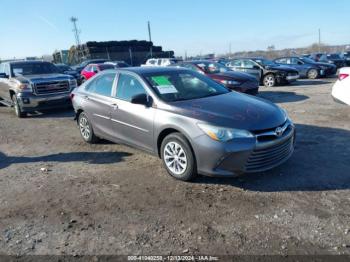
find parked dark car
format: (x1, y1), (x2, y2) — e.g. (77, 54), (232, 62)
(310, 53), (324, 62)
(71, 67), (295, 181)
(72, 59), (110, 74)
(226, 58), (299, 87)
(274, 57), (336, 79)
(320, 54), (346, 69)
(343, 52), (350, 66)
(55, 63), (82, 85)
(0, 61), (76, 117)
(174, 60), (259, 95)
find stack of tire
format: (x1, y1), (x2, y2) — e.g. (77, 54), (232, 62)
(78, 40), (174, 66)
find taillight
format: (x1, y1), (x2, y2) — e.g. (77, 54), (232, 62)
(339, 73), (349, 81)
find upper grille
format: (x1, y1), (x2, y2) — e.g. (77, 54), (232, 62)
(34, 80), (70, 95)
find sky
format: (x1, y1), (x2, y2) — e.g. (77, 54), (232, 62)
(1, 0), (350, 59)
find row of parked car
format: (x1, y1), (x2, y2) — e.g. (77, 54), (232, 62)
(1, 54), (348, 181)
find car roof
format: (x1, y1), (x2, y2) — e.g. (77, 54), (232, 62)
(9, 60), (50, 65)
(116, 66), (189, 75)
(183, 60), (216, 64)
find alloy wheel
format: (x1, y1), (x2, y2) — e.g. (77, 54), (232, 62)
(79, 116), (91, 140)
(164, 141), (188, 175)
(264, 76), (275, 87)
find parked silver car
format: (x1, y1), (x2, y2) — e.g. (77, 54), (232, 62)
(71, 67), (295, 181)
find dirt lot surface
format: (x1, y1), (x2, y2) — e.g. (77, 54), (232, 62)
(0, 78), (350, 256)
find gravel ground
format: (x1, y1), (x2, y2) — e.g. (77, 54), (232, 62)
(0, 78), (349, 256)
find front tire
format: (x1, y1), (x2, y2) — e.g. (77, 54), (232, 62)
(263, 74), (276, 87)
(307, 69), (319, 79)
(11, 95), (26, 118)
(78, 112), (99, 143)
(161, 133), (197, 181)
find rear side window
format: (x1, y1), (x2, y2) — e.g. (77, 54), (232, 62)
(85, 73), (116, 96)
(229, 60), (242, 67)
(116, 74), (146, 102)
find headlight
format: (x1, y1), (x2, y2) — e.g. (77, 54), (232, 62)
(197, 123), (254, 142)
(219, 79), (241, 86)
(19, 83), (32, 92)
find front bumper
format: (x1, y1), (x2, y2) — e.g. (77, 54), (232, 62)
(193, 121), (295, 177)
(17, 92), (72, 112)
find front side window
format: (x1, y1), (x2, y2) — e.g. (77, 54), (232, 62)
(242, 60), (257, 69)
(144, 70), (229, 102)
(85, 73), (116, 96)
(116, 74), (147, 102)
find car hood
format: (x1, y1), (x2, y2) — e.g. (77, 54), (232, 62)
(314, 62), (337, 68)
(265, 65), (298, 72)
(212, 71), (257, 82)
(166, 92), (286, 131)
(16, 73), (73, 83)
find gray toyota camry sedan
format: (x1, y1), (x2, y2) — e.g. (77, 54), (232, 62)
(71, 67), (295, 181)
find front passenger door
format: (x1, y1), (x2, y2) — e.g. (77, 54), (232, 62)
(110, 73), (155, 152)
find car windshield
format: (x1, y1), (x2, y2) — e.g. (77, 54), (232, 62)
(56, 65), (72, 72)
(194, 61), (230, 74)
(99, 64), (115, 70)
(253, 59), (276, 67)
(327, 54), (341, 59)
(144, 70), (229, 102)
(11, 62), (59, 76)
(300, 57), (316, 63)
(116, 62), (130, 68)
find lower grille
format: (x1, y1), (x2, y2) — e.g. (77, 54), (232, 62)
(245, 134), (294, 172)
(34, 81), (70, 95)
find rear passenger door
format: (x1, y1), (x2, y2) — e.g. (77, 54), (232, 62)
(110, 72), (155, 152)
(82, 72), (117, 139)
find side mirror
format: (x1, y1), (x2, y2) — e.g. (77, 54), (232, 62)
(253, 65), (260, 70)
(131, 93), (151, 106)
(0, 73), (8, 79)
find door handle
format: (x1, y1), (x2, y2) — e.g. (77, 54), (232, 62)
(110, 103), (118, 110)
(83, 95), (89, 100)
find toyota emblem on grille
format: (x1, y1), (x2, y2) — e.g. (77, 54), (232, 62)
(275, 127), (284, 137)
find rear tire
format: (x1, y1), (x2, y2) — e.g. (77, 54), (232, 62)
(161, 133), (197, 181)
(78, 112), (99, 143)
(263, 74), (276, 87)
(307, 69), (319, 79)
(11, 95), (27, 118)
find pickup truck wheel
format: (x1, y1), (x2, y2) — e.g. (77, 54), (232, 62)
(307, 69), (319, 79)
(263, 74), (276, 87)
(12, 95), (27, 118)
(161, 133), (197, 181)
(78, 112), (99, 143)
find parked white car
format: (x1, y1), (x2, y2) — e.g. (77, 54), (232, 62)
(141, 58), (181, 67)
(332, 67), (350, 105)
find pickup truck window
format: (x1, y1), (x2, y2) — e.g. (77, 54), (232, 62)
(11, 62), (59, 76)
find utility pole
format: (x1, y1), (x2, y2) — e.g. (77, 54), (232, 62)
(318, 28), (321, 52)
(229, 42), (232, 56)
(70, 17), (83, 61)
(148, 21), (153, 58)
